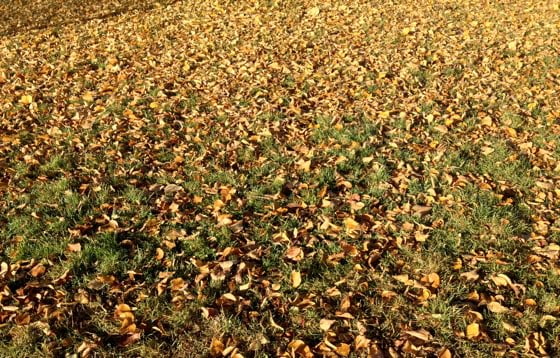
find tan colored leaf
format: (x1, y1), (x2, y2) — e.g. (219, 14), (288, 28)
(67, 243), (82, 252)
(460, 270), (480, 282)
(405, 329), (431, 342)
(320, 319), (335, 331)
(291, 270), (302, 288)
(285, 246), (304, 261)
(487, 301), (509, 314)
(490, 274), (512, 287)
(296, 159), (311, 172)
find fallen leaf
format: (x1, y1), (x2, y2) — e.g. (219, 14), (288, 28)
(291, 270), (302, 288)
(487, 301), (509, 314)
(320, 319), (335, 331)
(466, 323), (480, 339)
(19, 95), (33, 104)
(30, 264), (46, 277)
(307, 7), (320, 16)
(67, 243), (82, 252)
(336, 343), (351, 356)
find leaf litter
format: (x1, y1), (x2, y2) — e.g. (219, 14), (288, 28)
(1, 0), (560, 356)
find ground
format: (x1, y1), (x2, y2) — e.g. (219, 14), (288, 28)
(1, 0), (560, 356)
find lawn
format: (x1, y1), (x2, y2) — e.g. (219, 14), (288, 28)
(1, 0), (560, 356)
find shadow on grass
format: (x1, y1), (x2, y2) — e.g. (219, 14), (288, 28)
(0, 0), (180, 36)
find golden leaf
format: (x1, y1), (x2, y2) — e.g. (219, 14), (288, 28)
(466, 323), (480, 339)
(19, 95), (33, 105)
(439, 348), (452, 358)
(296, 159), (311, 172)
(82, 93), (94, 102)
(335, 343), (351, 357)
(414, 232), (429, 242)
(343, 217), (360, 231)
(291, 270), (302, 288)
(307, 7), (320, 16)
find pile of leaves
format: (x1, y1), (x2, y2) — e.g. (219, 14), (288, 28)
(1, 0), (560, 356)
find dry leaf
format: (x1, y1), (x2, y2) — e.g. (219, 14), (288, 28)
(466, 323), (480, 339)
(487, 301), (509, 314)
(291, 270), (302, 288)
(307, 7), (320, 16)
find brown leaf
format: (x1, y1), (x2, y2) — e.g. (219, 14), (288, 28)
(118, 332), (141, 347)
(67, 243), (82, 252)
(30, 264), (46, 277)
(286, 246), (304, 261)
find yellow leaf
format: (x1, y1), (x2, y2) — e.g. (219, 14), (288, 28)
(527, 102), (538, 111)
(379, 111), (390, 119)
(466, 323), (480, 339)
(307, 7), (320, 16)
(291, 270), (302, 288)
(481, 116), (493, 126)
(82, 93), (94, 102)
(401, 27), (416, 35)
(504, 127), (517, 137)
(19, 95), (33, 105)
(414, 232), (429, 242)
(296, 159), (311, 172)
(343, 217), (360, 231)
(149, 102), (160, 109)
(269, 62), (282, 70)
(210, 338), (225, 356)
